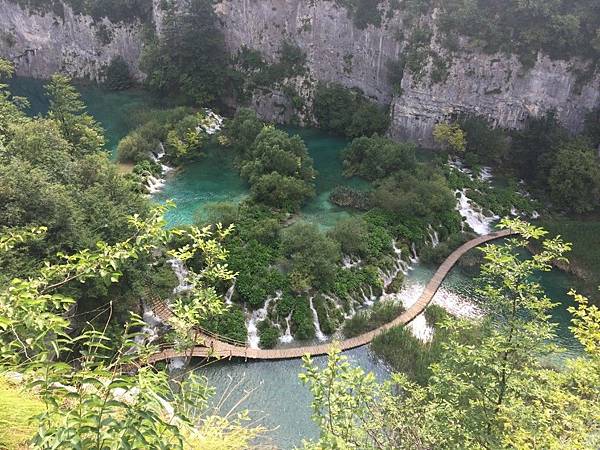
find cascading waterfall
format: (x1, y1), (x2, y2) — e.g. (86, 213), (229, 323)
(410, 243), (419, 264)
(146, 143), (173, 195)
(342, 255), (362, 269)
(427, 225), (440, 247)
(224, 280), (236, 305)
(169, 258), (192, 295)
(455, 189), (499, 235)
(146, 110), (224, 195)
(379, 241), (410, 289)
(279, 313), (294, 344)
(247, 292), (281, 349)
(308, 297), (327, 342)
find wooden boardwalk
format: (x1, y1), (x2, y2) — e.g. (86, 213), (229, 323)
(148, 229), (514, 364)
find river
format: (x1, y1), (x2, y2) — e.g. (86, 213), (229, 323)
(9, 78), (584, 449)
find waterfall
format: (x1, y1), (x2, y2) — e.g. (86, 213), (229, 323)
(342, 255), (362, 269)
(309, 297), (327, 342)
(246, 292), (281, 349)
(455, 189), (499, 235)
(198, 109), (224, 135)
(379, 241), (409, 289)
(427, 225), (440, 247)
(410, 243), (419, 264)
(224, 280), (236, 305)
(169, 258), (192, 295)
(279, 313), (294, 344)
(146, 142), (173, 195)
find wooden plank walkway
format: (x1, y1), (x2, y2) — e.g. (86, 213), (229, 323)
(147, 229), (514, 364)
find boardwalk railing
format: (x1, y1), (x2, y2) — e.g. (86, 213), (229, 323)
(147, 229), (515, 363)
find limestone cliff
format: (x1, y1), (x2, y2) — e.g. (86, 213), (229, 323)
(215, 0), (600, 145)
(0, 0), (144, 82)
(1, 0), (598, 145)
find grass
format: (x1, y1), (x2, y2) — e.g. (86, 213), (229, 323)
(372, 306), (484, 385)
(342, 301), (405, 338)
(0, 376), (43, 449)
(538, 216), (600, 295)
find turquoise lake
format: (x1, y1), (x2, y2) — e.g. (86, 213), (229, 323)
(9, 78), (584, 449)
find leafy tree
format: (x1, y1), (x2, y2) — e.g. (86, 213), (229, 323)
(223, 108), (264, 157)
(328, 216), (371, 258)
(141, 0), (231, 106)
(433, 122), (466, 153)
(281, 222), (341, 292)
(0, 210), (263, 448)
(301, 219), (600, 449)
(313, 83), (389, 138)
(233, 124), (317, 211)
(546, 138), (600, 213)
(458, 115), (509, 165)
(103, 56), (133, 90)
(46, 74), (105, 155)
(342, 134), (416, 180)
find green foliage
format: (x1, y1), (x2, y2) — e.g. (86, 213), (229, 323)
(433, 122), (466, 153)
(0, 377), (44, 449)
(102, 56), (134, 90)
(46, 74), (106, 155)
(229, 117), (317, 212)
(281, 222), (341, 293)
(257, 320), (280, 349)
(228, 238), (285, 308)
(539, 217), (600, 290)
(546, 139), (600, 213)
(302, 220), (600, 449)
(223, 108), (264, 157)
(437, 0), (600, 66)
(141, 0), (231, 107)
(328, 216), (371, 258)
(420, 231), (473, 265)
(0, 207), (262, 448)
(458, 115), (510, 165)
(201, 305), (247, 343)
(291, 296), (316, 340)
(117, 107), (211, 165)
(9, 0), (153, 23)
(342, 300), (404, 338)
(342, 134), (416, 180)
(313, 83), (389, 138)
(335, 0), (385, 30)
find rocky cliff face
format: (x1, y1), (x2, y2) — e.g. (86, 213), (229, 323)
(0, 0), (144, 82)
(1, 0), (598, 145)
(216, 0), (600, 145)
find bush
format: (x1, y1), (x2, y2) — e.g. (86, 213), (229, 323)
(281, 222), (342, 292)
(342, 134), (416, 180)
(201, 305), (248, 343)
(103, 56), (133, 90)
(313, 83), (389, 138)
(257, 320), (280, 349)
(342, 301), (405, 338)
(291, 296), (316, 340)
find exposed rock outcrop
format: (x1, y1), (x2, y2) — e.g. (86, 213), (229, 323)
(1, 0), (598, 144)
(0, 0), (144, 81)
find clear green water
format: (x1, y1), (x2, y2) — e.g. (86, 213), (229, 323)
(9, 77), (585, 449)
(155, 125), (370, 229)
(8, 77), (160, 156)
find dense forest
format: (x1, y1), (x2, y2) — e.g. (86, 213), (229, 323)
(1, 0), (600, 448)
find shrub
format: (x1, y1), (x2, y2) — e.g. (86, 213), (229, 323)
(257, 320), (280, 349)
(103, 56), (133, 90)
(342, 301), (405, 338)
